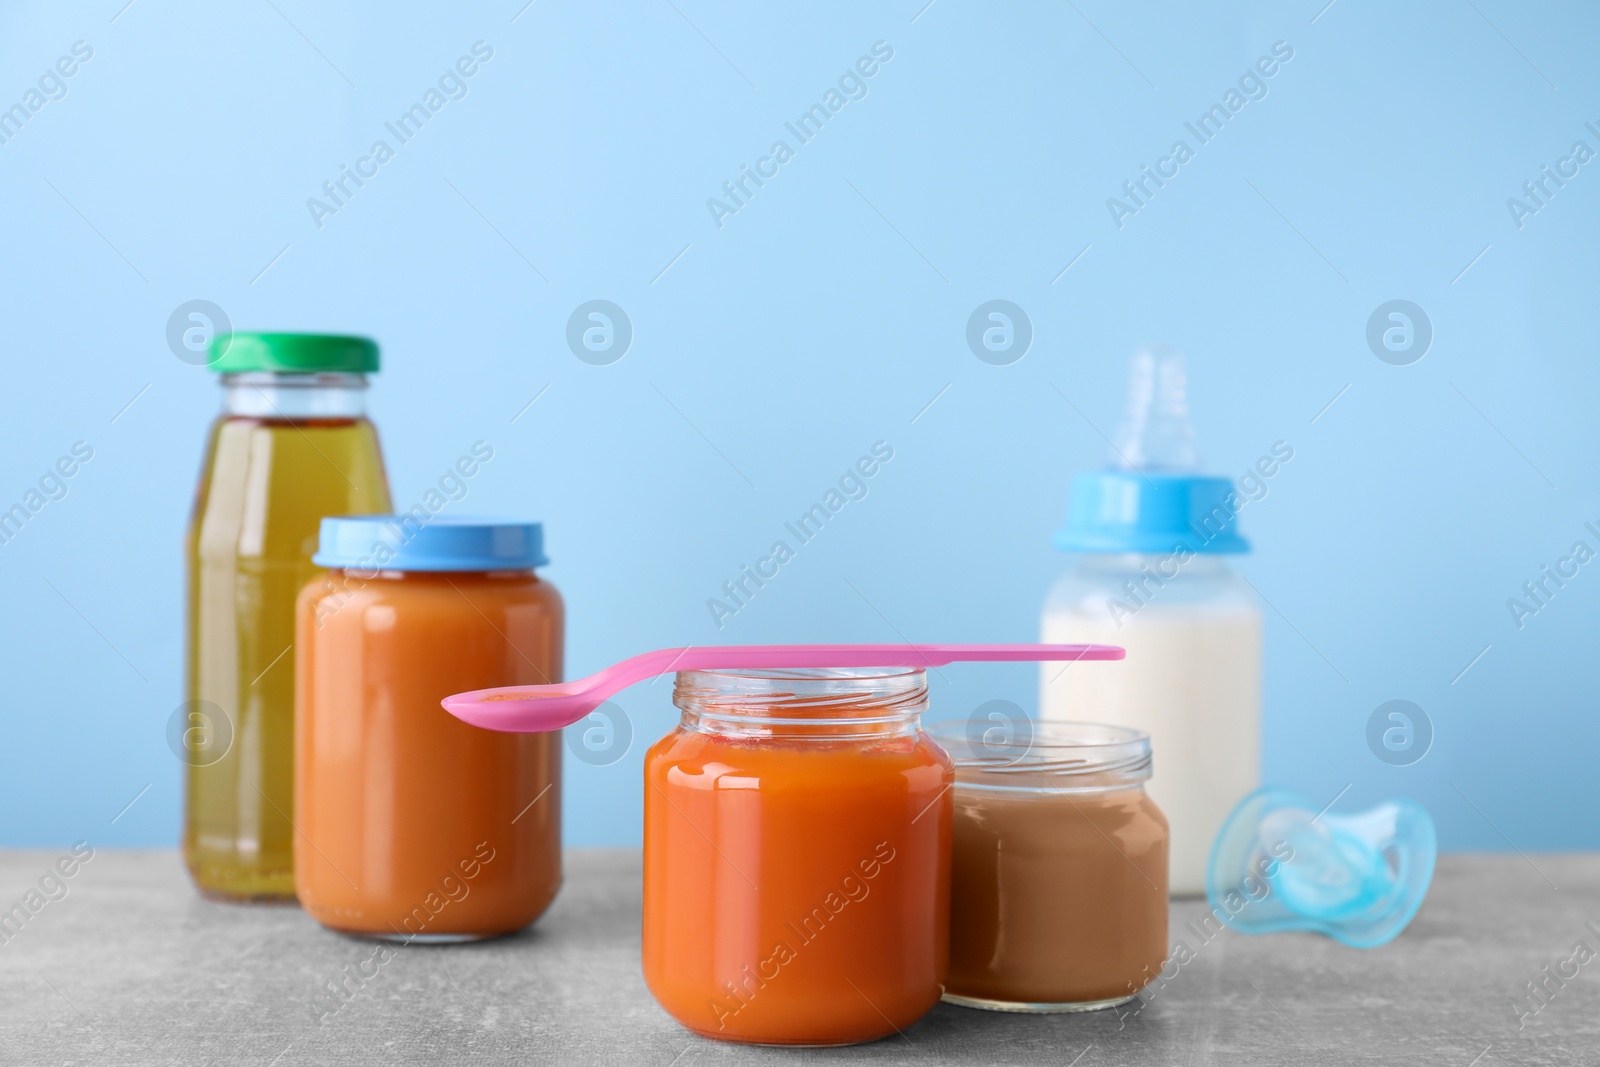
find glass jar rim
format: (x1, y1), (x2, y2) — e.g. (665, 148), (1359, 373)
(220, 371), (369, 385)
(926, 719), (1151, 789)
(684, 665), (922, 683)
(674, 666), (927, 734)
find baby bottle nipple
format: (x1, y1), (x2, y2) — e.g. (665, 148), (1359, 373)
(1205, 787), (1437, 948)
(1112, 343), (1199, 472)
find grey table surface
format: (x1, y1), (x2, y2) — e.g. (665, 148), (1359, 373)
(0, 850), (1594, 1066)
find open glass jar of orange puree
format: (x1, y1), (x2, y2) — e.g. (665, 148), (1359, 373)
(294, 516), (563, 940)
(643, 667), (952, 1045)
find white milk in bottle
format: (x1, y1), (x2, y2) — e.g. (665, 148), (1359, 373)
(1041, 346), (1262, 896)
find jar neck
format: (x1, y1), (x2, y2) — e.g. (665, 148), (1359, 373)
(222, 372), (368, 419)
(335, 567), (535, 582)
(673, 667), (927, 741)
(927, 720), (1152, 792)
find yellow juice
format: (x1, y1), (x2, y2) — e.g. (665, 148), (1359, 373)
(184, 411), (389, 902)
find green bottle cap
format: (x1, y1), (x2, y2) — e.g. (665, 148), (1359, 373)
(208, 333), (380, 374)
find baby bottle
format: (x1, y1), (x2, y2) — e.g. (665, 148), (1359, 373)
(1041, 345), (1261, 895)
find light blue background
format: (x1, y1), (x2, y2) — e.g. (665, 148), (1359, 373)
(2, 0), (1596, 853)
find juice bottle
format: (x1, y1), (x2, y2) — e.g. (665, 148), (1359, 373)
(183, 334), (391, 903)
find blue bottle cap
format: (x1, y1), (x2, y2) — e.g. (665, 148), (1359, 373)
(1052, 472), (1249, 555)
(313, 515), (549, 572)
(1206, 787), (1438, 949)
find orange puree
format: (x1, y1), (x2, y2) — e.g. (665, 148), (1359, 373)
(643, 669), (951, 1045)
(294, 567), (563, 939)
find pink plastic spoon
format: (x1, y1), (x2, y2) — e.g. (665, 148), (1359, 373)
(440, 644), (1124, 733)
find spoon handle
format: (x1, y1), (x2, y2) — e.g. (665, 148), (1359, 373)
(622, 643), (1124, 680)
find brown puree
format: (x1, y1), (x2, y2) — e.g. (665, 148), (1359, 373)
(948, 785), (1168, 1006)
(932, 720), (1168, 1010)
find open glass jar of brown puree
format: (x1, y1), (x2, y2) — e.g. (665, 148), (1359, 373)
(928, 721), (1167, 1012)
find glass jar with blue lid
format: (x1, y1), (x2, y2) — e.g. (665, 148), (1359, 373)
(294, 515), (564, 940)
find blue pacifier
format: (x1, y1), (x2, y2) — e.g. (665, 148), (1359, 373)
(1205, 787), (1437, 948)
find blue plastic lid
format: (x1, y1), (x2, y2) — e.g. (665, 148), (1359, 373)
(313, 515), (549, 572)
(1052, 472), (1249, 555)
